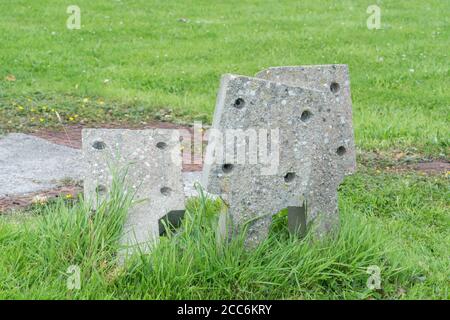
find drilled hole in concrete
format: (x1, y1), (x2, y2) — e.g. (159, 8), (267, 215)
(222, 163), (234, 174)
(336, 146), (346, 156)
(330, 82), (340, 93)
(284, 172), (296, 183)
(301, 110), (313, 122)
(92, 141), (106, 150)
(233, 98), (245, 109)
(95, 185), (107, 194)
(156, 142), (168, 149)
(160, 187), (172, 196)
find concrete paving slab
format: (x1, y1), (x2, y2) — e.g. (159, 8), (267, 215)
(0, 133), (83, 197)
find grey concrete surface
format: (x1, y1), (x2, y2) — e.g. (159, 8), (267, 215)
(0, 133), (83, 197)
(203, 65), (356, 247)
(82, 129), (186, 254)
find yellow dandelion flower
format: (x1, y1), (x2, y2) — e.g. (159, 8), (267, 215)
(65, 194), (73, 199)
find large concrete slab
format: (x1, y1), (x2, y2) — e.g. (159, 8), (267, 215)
(82, 129), (185, 254)
(203, 65), (356, 247)
(256, 65), (356, 234)
(0, 133), (83, 197)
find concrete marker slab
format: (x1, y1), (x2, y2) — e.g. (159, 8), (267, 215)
(203, 66), (356, 247)
(82, 129), (185, 255)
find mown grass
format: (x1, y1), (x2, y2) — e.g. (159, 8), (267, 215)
(0, 0), (448, 301)
(0, 170), (448, 299)
(0, 0), (449, 156)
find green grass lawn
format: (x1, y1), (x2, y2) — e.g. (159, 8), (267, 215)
(0, 0), (449, 156)
(0, 0), (448, 300)
(0, 169), (448, 299)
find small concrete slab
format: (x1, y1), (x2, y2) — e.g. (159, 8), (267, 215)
(82, 129), (185, 254)
(0, 133), (83, 197)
